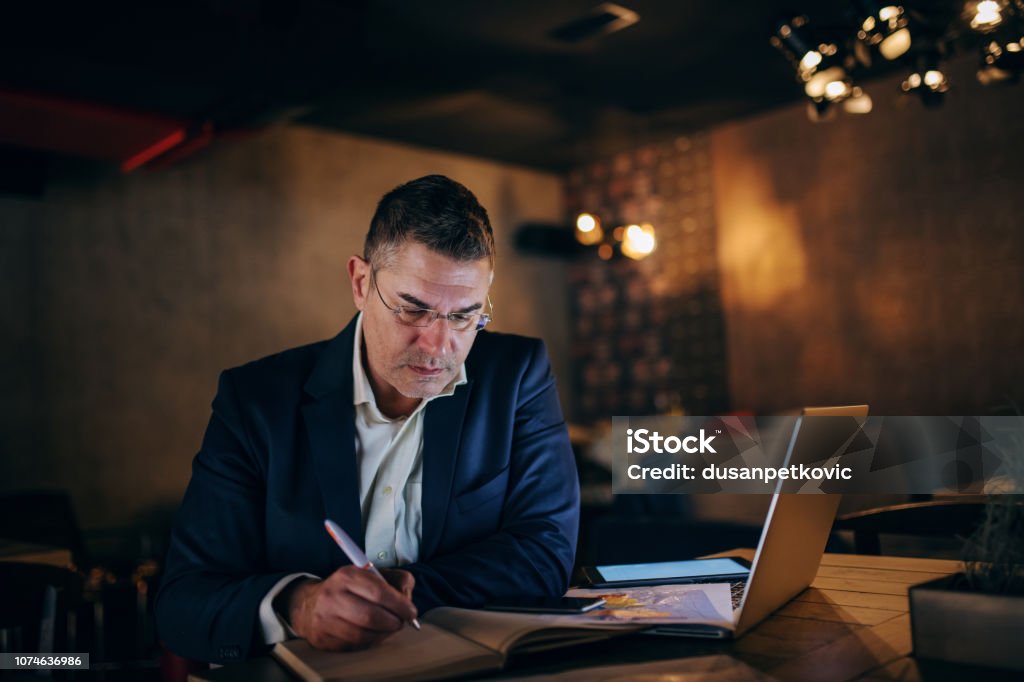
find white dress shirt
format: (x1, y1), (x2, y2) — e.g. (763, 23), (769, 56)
(258, 313), (467, 643)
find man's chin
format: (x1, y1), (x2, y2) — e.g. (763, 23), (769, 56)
(397, 371), (453, 398)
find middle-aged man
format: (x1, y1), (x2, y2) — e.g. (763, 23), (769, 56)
(156, 175), (580, 663)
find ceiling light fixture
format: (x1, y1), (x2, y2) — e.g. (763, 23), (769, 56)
(902, 52), (950, 106)
(774, 3), (1023, 122)
(857, 3), (913, 60)
(978, 36), (1024, 83)
(772, 16), (851, 100)
(772, 16), (869, 121)
(971, 1), (1024, 83)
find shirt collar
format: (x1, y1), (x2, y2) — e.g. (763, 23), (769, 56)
(352, 312), (468, 417)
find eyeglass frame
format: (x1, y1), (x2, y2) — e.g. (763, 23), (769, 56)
(369, 267), (493, 332)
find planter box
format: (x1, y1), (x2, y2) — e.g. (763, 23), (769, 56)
(910, 573), (1024, 671)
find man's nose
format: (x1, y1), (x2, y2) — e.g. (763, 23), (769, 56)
(416, 316), (451, 355)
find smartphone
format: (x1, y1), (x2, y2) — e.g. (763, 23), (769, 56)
(580, 557), (751, 588)
(481, 596), (607, 614)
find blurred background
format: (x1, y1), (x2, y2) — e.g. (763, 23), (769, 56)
(1, 0), (1023, 677)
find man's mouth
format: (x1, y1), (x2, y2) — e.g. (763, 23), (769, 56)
(408, 365), (445, 377)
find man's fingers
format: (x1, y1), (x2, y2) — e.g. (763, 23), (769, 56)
(298, 566), (416, 652)
(334, 592), (403, 633)
(381, 568), (415, 597)
(342, 568), (418, 622)
(315, 576), (403, 633)
(309, 615), (394, 651)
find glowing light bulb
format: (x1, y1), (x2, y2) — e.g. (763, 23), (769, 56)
(879, 6), (901, 22)
(575, 213), (604, 245)
(805, 65), (846, 98)
(824, 79), (850, 100)
(621, 224), (656, 260)
(879, 27), (912, 59)
(972, 1), (1004, 30)
(843, 88), (873, 114)
(903, 72), (922, 90)
(800, 50), (822, 72)
(923, 70), (945, 89)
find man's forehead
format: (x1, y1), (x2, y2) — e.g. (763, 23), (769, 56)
(383, 243), (492, 289)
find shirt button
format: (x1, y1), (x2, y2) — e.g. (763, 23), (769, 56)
(382, 486), (393, 497)
(377, 551), (387, 560)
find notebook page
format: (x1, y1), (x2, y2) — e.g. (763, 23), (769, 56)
(272, 623), (501, 682)
(425, 607), (644, 655)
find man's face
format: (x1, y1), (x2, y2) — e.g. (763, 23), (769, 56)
(348, 241), (492, 413)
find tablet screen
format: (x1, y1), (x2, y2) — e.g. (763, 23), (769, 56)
(596, 557), (749, 583)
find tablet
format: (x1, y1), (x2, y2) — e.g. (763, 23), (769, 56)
(580, 557), (751, 588)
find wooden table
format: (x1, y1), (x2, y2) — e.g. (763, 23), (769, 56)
(192, 550), (1015, 682)
(712, 549), (955, 681)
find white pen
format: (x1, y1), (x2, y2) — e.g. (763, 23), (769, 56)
(324, 518), (421, 631)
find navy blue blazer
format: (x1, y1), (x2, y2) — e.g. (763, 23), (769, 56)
(155, 317), (580, 663)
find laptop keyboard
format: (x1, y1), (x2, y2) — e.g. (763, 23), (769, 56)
(729, 581), (746, 609)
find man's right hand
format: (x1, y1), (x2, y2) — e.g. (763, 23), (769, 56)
(281, 566), (418, 651)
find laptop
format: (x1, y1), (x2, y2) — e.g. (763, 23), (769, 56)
(647, 404), (869, 638)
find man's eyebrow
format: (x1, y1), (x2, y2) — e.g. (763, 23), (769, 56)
(396, 292), (483, 314)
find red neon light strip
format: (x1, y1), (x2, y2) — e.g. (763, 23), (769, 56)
(142, 123), (215, 171)
(120, 128), (188, 172)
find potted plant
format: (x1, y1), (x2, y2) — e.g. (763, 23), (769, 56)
(909, 430), (1024, 671)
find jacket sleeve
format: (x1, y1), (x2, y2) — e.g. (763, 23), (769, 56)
(155, 370), (293, 664)
(404, 339), (581, 610)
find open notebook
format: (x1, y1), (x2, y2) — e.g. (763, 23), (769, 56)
(272, 583), (733, 682)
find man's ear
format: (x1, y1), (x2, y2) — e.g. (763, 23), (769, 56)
(347, 255), (370, 311)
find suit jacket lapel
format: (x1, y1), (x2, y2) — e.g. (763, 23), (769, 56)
(420, 380), (473, 558)
(302, 318), (364, 561)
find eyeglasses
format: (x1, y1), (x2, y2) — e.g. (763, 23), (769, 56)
(370, 269), (492, 332)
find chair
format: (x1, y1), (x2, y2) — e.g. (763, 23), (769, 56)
(0, 490), (92, 570)
(0, 490), (90, 660)
(833, 498), (995, 555)
(0, 562), (80, 657)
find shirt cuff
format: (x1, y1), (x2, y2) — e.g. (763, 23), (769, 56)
(258, 572), (320, 645)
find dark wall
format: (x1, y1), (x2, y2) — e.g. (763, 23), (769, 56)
(565, 134), (730, 421)
(0, 126), (568, 529)
(712, 55), (1024, 415)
